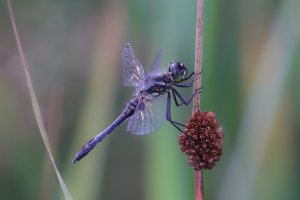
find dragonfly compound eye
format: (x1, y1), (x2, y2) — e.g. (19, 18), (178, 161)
(168, 61), (188, 82)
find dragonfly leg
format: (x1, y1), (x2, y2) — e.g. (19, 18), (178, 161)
(171, 89), (181, 106)
(174, 79), (194, 88)
(171, 87), (202, 106)
(166, 91), (196, 144)
(181, 72), (194, 81)
(195, 68), (203, 76)
(174, 68), (203, 87)
(166, 91), (186, 133)
(180, 68), (202, 82)
(171, 89), (190, 107)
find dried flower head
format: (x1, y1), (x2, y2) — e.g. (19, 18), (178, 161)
(178, 109), (223, 170)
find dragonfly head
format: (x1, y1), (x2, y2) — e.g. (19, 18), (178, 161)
(168, 61), (188, 82)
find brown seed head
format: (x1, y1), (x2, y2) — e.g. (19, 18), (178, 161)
(178, 109), (223, 170)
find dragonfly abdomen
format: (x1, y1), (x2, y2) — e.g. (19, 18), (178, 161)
(72, 97), (138, 164)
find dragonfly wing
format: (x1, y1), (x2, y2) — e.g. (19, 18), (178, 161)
(147, 49), (165, 77)
(122, 43), (145, 88)
(127, 94), (166, 135)
(149, 49), (163, 71)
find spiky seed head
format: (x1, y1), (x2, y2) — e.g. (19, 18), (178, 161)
(179, 109), (223, 170)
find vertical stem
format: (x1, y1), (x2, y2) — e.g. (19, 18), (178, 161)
(193, 0), (204, 112)
(195, 170), (204, 200)
(193, 0), (204, 200)
(6, 0), (72, 199)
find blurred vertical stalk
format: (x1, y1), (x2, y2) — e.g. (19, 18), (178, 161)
(39, 88), (64, 200)
(6, 0), (72, 199)
(193, 0), (204, 200)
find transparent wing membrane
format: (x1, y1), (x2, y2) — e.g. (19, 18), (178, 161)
(122, 43), (145, 88)
(149, 49), (163, 72)
(123, 43), (166, 135)
(127, 94), (166, 135)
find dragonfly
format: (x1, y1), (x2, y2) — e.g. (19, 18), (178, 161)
(72, 43), (201, 164)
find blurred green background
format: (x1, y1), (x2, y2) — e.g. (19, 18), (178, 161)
(1, 0), (300, 199)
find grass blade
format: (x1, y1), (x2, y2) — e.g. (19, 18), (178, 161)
(6, 0), (72, 199)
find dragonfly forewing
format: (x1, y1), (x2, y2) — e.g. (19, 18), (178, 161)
(122, 43), (145, 88)
(148, 49), (164, 74)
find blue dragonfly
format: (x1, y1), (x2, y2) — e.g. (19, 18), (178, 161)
(72, 43), (200, 164)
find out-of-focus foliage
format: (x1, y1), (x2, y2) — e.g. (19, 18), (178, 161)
(0, 0), (299, 199)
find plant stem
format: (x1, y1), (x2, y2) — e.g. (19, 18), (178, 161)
(193, 0), (204, 200)
(193, 0), (204, 112)
(195, 170), (204, 200)
(6, 0), (72, 199)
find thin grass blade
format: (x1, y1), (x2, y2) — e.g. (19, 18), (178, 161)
(6, 1), (72, 199)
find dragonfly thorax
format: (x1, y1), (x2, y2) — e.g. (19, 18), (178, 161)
(168, 61), (188, 83)
(141, 73), (172, 96)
